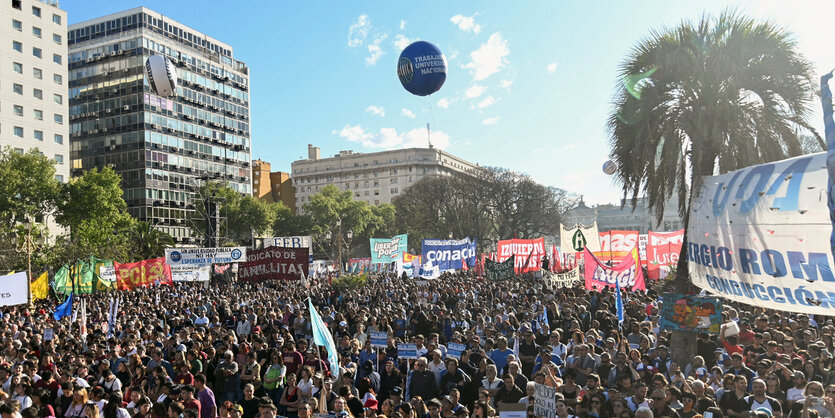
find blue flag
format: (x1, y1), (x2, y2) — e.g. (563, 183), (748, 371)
(308, 298), (340, 380)
(54, 293), (74, 321)
(615, 279), (624, 324)
(821, 72), (835, 261)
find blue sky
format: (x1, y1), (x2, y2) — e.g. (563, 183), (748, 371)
(67, 1), (835, 205)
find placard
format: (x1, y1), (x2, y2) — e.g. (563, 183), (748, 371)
(0, 272), (29, 307)
(447, 343), (466, 359)
(534, 383), (557, 418)
(165, 247), (246, 266)
(370, 332), (388, 348)
(44, 328), (54, 341)
(398, 343), (417, 359)
(659, 293), (723, 333)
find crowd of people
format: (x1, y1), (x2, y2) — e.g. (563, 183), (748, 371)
(0, 271), (832, 418)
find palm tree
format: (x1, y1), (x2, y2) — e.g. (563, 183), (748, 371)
(608, 10), (820, 288)
(129, 220), (174, 260)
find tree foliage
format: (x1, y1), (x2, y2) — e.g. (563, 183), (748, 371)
(129, 220), (175, 260)
(0, 148), (59, 229)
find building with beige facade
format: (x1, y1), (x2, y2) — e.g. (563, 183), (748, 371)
(252, 159), (295, 212)
(291, 144), (480, 213)
(1, 0), (69, 182)
(562, 195), (683, 234)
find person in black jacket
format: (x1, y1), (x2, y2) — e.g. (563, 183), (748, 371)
(439, 358), (471, 396)
(494, 374), (524, 405)
(379, 359), (402, 401)
(409, 358), (437, 402)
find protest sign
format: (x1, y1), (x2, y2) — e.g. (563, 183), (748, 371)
(648, 230), (684, 280)
(688, 153), (835, 314)
(171, 265), (211, 282)
(238, 247), (309, 282)
(421, 238), (477, 272)
(398, 343), (417, 359)
(263, 236), (312, 248)
(447, 343), (466, 359)
(497, 238), (545, 273)
(165, 247), (246, 266)
(486, 256), (515, 281)
(0, 272), (29, 307)
(115, 257), (173, 290)
(584, 247), (646, 291)
(534, 383), (557, 418)
(370, 234), (408, 264)
(598, 230), (639, 262)
(659, 293), (722, 333)
(370, 332), (388, 348)
(543, 268), (581, 289)
(560, 222), (601, 252)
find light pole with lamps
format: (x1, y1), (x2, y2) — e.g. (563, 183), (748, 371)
(12, 219), (45, 283)
(325, 219), (353, 275)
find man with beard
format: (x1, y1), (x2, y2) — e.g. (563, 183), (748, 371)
(743, 378), (783, 417)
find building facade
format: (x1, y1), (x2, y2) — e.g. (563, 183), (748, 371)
(291, 145), (480, 213)
(68, 7), (251, 243)
(252, 159), (295, 211)
(1, 0), (69, 181)
(562, 195), (684, 234)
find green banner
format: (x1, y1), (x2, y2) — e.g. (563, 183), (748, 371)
(54, 256), (114, 294)
(486, 255), (514, 281)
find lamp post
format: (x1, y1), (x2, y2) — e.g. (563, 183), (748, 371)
(326, 219), (353, 275)
(12, 219), (45, 283)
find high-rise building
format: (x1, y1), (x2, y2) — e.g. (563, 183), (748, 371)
(252, 159), (295, 212)
(68, 7), (251, 243)
(1, 0), (69, 182)
(291, 144), (480, 213)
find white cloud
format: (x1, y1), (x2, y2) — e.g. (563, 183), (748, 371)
(334, 124), (450, 150)
(348, 15), (370, 47)
(464, 32), (510, 81)
(547, 62), (558, 74)
(399, 20), (406, 30)
(475, 96), (497, 109)
(393, 34), (412, 51)
(366, 34), (387, 65)
(500, 79), (514, 89)
(365, 105), (385, 117)
(437, 98), (452, 109)
(401, 108), (416, 119)
(465, 84), (486, 99)
(482, 117), (499, 125)
(450, 14), (482, 34)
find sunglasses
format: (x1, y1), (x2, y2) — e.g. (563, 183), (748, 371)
(652, 397), (664, 401)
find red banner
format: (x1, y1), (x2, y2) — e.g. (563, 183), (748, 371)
(583, 247), (646, 291)
(238, 247), (309, 282)
(497, 237), (545, 273)
(647, 230), (684, 280)
(596, 230), (639, 263)
(114, 257), (173, 290)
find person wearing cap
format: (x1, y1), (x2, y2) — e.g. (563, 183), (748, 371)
(362, 398), (378, 417)
(787, 371), (808, 402)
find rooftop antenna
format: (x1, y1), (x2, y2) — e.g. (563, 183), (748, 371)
(427, 122), (433, 149)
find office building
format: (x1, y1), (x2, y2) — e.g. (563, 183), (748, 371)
(252, 159), (295, 211)
(291, 144), (480, 213)
(68, 7), (251, 243)
(1, 0), (69, 182)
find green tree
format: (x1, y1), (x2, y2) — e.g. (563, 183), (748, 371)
(129, 220), (174, 259)
(304, 185), (379, 261)
(608, 10), (818, 365)
(271, 201), (314, 237)
(54, 167), (134, 261)
(189, 181), (274, 246)
(0, 148), (59, 228)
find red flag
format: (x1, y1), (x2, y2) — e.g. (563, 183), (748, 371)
(462, 257), (469, 271)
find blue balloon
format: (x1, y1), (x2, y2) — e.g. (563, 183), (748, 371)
(397, 41), (447, 97)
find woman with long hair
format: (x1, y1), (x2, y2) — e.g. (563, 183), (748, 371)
(470, 401), (491, 418)
(31, 388), (55, 418)
(279, 372), (302, 417)
(766, 373), (787, 402)
(297, 366), (314, 402)
(84, 403), (100, 418)
(117, 361), (133, 389)
(11, 382), (32, 410)
(264, 350), (286, 406)
(555, 399), (575, 418)
(132, 397), (153, 418)
(64, 388), (89, 418)
(103, 392), (131, 418)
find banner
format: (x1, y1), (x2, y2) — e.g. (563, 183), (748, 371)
(398, 343), (418, 359)
(0, 272), (29, 307)
(370, 234), (408, 264)
(421, 238), (477, 272)
(598, 230), (639, 262)
(648, 230), (684, 280)
(54, 259), (94, 294)
(31, 272), (48, 300)
(238, 247), (309, 282)
(543, 268), (581, 289)
(370, 332), (388, 348)
(263, 236), (312, 248)
(165, 247), (246, 266)
(349, 258), (372, 273)
(689, 152), (835, 315)
(659, 293), (722, 333)
(403, 253), (421, 263)
(497, 238), (545, 273)
(171, 265), (211, 282)
(486, 256), (515, 281)
(419, 260), (440, 279)
(92, 258), (116, 292)
(583, 247), (646, 291)
(114, 257), (173, 290)
(534, 383), (557, 418)
(560, 222), (601, 253)
(447, 343), (466, 359)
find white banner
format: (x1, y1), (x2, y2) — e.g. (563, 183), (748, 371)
(0, 272), (29, 307)
(560, 222), (601, 253)
(263, 236), (312, 248)
(543, 268), (581, 289)
(689, 153), (835, 314)
(171, 265), (211, 282)
(165, 247), (246, 266)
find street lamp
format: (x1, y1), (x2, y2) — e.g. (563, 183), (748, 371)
(327, 219), (354, 275)
(12, 220), (45, 283)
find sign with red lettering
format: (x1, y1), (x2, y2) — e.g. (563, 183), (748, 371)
(648, 230), (684, 280)
(238, 247), (309, 282)
(597, 230), (639, 263)
(114, 257), (173, 290)
(497, 238), (545, 273)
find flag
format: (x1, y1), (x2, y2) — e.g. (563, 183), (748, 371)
(308, 298), (340, 379)
(80, 298), (88, 343)
(821, 72), (835, 261)
(31, 272), (48, 300)
(615, 276), (625, 324)
(53, 293), (73, 321)
(461, 257), (469, 271)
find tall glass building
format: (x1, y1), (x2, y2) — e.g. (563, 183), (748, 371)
(68, 7), (251, 244)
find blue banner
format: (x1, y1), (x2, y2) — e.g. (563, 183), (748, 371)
(370, 234), (408, 264)
(421, 237), (477, 272)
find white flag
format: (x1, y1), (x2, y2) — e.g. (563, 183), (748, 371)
(560, 222), (601, 253)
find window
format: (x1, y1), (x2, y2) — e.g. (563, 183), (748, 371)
(52, 54), (61, 64)
(13, 62), (22, 73)
(34, 110), (43, 120)
(32, 26), (41, 37)
(55, 174), (64, 182)
(14, 148), (23, 155)
(13, 41), (22, 52)
(13, 106), (23, 116)
(13, 127), (23, 138)
(33, 68), (42, 79)
(53, 114), (63, 124)
(34, 130), (43, 141)
(52, 14), (61, 24)
(54, 154), (63, 165)
(13, 83), (23, 94)
(52, 34), (61, 44)
(53, 94), (62, 104)
(12, 0), (20, 9)
(54, 134), (63, 144)
(12, 20), (22, 31)
(53, 73), (62, 84)
(32, 47), (41, 58)
(32, 6), (41, 17)
(33, 89), (42, 99)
